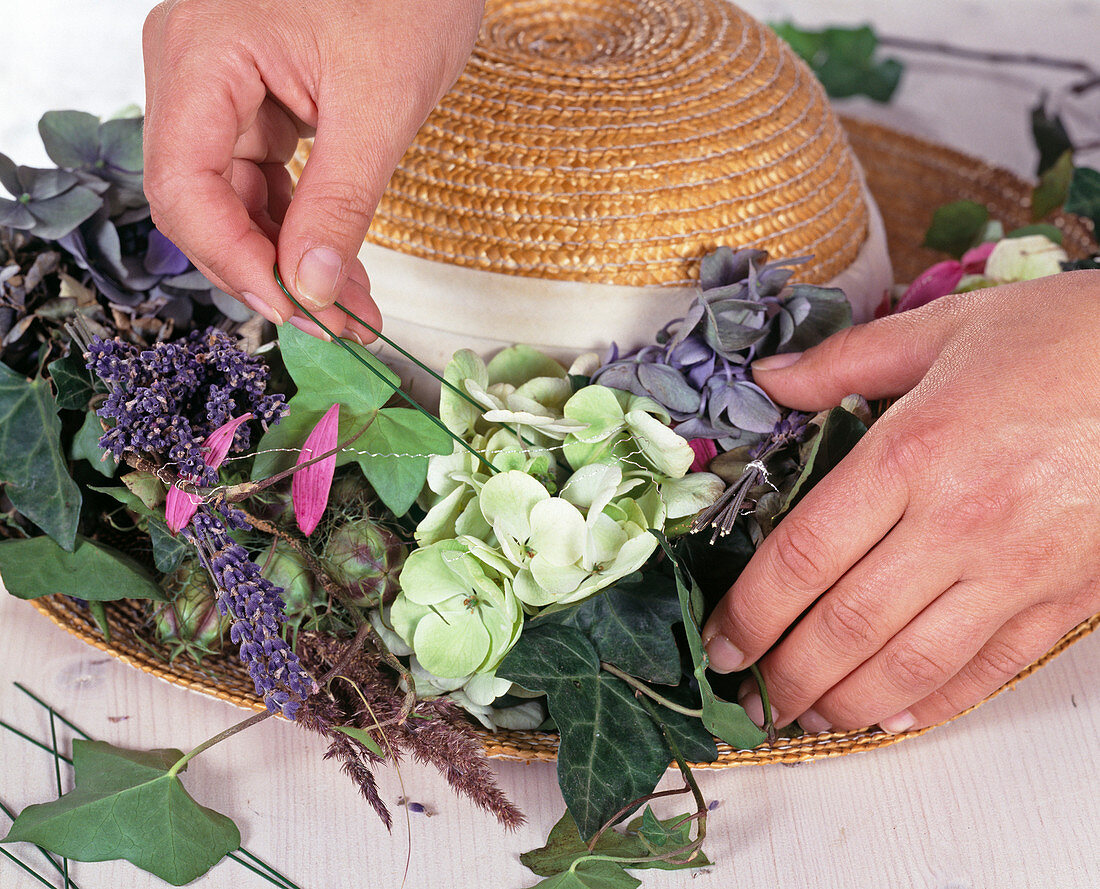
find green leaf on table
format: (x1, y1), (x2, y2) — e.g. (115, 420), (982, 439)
(770, 23), (902, 102)
(47, 351), (95, 410)
(526, 859), (641, 889)
(333, 725), (384, 757)
(781, 406), (869, 514)
(546, 571), (685, 685)
(522, 811), (649, 877)
(1031, 150), (1074, 221)
(655, 534), (766, 751)
(0, 534), (166, 601)
(627, 806), (711, 870)
(0, 361), (81, 549)
(922, 200), (989, 257)
(148, 518), (188, 574)
(70, 409), (116, 478)
(1, 740), (239, 886)
(1031, 100), (1075, 176)
(498, 623), (676, 840)
(1066, 166), (1100, 232)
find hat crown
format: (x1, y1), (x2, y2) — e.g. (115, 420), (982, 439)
(363, 0), (870, 287)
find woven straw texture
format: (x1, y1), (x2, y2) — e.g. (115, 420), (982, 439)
(292, 0), (870, 287)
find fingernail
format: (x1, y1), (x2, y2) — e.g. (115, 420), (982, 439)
(752, 351), (802, 372)
(739, 693), (777, 729)
(289, 316), (332, 342)
(344, 320), (377, 346)
(879, 710), (916, 734)
(295, 246), (343, 309)
(703, 631), (745, 674)
(241, 292), (284, 325)
(797, 708), (832, 734)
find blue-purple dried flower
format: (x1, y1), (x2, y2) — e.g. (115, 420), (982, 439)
(87, 327), (287, 484)
(185, 508), (316, 718)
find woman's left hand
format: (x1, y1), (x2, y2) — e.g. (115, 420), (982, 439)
(701, 270), (1100, 734)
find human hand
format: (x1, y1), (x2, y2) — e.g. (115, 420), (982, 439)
(702, 270), (1100, 734)
(142, 0), (484, 339)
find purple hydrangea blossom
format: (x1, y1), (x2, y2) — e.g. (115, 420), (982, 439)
(185, 507), (316, 719)
(87, 327), (287, 484)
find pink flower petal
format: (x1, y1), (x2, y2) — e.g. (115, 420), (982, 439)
(961, 241), (997, 274)
(895, 261), (966, 313)
(164, 412), (254, 534)
(687, 437), (718, 473)
(293, 404), (340, 536)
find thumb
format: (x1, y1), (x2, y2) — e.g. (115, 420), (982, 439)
(277, 108), (397, 312)
(750, 304), (960, 410)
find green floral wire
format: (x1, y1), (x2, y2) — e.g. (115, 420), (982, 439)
(0, 798), (83, 889)
(272, 265), (498, 475)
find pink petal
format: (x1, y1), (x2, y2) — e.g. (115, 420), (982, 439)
(202, 412), (254, 469)
(895, 261), (966, 313)
(687, 437), (718, 473)
(961, 241), (997, 274)
(165, 484), (202, 534)
(293, 404), (340, 536)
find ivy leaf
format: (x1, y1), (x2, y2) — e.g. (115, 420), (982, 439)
(353, 408), (452, 516)
(0, 535), (166, 601)
(47, 351), (95, 410)
(0, 361), (81, 549)
(1031, 151), (1074, 221)
(781, 406), (868, 514)
(1066, 166), (1100, 232)
(333, 726), (384, 757)
(1, 740), (239, 886)
(1006, 223), (1063, 244)
(522, 811), (649, 877)
(771, 23), (902, 102)
(626, 806), (711, 870)
(278, 323), (397, 412)
(70, 410), (116, 478)
(1031, 99), (1074, 176)
(655, 534), (766, 750)
(525, 859), (641, 889)
(547, 571), (685, 684)
(148, 518), (188, 574)
(122, 470), (167, 510)
(498, 624), (675, 840)
(922, 200), (990, 257)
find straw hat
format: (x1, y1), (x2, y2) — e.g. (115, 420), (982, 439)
(30, 1), (1098, 765)
(292, 0), (894, 391)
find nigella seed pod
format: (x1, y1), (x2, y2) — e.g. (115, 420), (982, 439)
(323, 519), (407, 608)
(152, 561), (230, 664)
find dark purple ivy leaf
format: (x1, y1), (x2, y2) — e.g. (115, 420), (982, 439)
(590, 363), (645, 397)
(700, 246), (765, 290)
(755, 264), (796, 296)
(667, 335), (712, 367)
(144, 229), (192, 276)
(667, 300), (706, 349)
(636, 362), (701, 414)
(686, 357), (715, 390)
(673, 415), (721, 440)
(785, 294), (812, 325)
(25, 168), (80, 201)
(24, 188), (104, 240)
(0, 200), (35, 229)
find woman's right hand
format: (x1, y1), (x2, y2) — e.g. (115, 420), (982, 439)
(142, 0), (485, 341)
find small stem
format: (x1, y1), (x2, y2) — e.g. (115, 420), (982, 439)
(167, 710), (271, 778)
(750, 663), (778, 743)
(600, 663), (703, 718)
(877, 34), (1098, 77)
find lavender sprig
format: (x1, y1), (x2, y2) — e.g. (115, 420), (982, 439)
(185, 508), (316, 719)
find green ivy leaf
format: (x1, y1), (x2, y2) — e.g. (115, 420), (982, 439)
(922, 200), (990, 257)
(278, 323), (397, 412)
(498, 624), (675, 840)
(627, 806), (711, 870)
(353, 408), (452, 516)
(70, 410), (116, 478)
(1066, 166), (1100, 232)
(148, 518), (188, 574)
(655, 534), (766, 750)
(47, 351), (95, 410)
(333, 726), (384, 757)
(526, 860), (642, 889)
(546, 572), (685, 685)
(1031, 150), (1074, 221)
(122, 470), (167, 510)
(522, 811), (649, 877)
(0, 535), (166, 601)
(1031, 100), (1074, 176)
(771, 23), (902, 102)
(1, 740), (239, 886)
(781, 407), (868, 514)
(0, 361), (81, 549)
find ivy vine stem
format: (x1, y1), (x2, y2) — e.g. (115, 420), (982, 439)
(599, 662), (704, 719)
(167, 710), (272, 778)
(750, 663), (778, 743)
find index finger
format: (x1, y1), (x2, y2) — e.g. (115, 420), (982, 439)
(143, 50), (295, 321)
(701, 426), (912, 673)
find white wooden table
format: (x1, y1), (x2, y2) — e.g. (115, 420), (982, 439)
(3, 2), (1100, 887)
